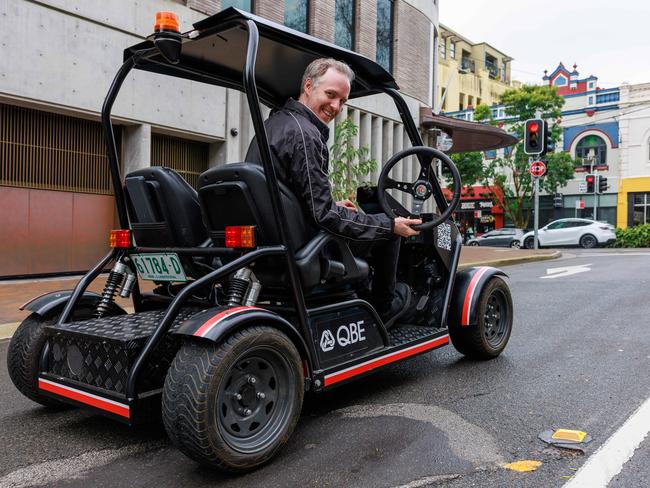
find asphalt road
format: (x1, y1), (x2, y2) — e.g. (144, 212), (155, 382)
(1, 248), (650, 488)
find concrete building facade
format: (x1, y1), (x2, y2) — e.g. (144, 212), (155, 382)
(0, 0), (439, 277)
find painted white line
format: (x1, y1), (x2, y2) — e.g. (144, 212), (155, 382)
(541, 264), (592, 279)
(563, 395), (650, 487)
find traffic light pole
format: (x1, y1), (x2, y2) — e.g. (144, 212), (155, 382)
(531, 156), (540, 250)
(593, 169), (599, 221)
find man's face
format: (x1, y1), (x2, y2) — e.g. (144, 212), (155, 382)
(300, 67), (351, 124)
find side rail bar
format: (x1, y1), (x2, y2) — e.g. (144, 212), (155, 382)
(126, 245), (287, 399)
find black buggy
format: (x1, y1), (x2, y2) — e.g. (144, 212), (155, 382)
(7, 8), (514, 472)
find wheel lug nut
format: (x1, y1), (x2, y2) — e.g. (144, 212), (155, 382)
(248, 376), (256, 385)
(234, 393), (242, 400)
(244, 408), (252, 416)
(257, 392), (265, 400)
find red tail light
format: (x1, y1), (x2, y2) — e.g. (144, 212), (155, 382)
(225, 226), (256, 248)
(109, 230), (131, 248)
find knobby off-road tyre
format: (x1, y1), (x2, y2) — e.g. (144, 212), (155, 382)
(7, 308), (94, 408)
(162, 326), (304, 473)
(449, 277), (513, 360)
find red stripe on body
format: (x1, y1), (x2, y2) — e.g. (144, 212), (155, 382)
(38, 379), (130, 418)
(461, 267), (489, 326)
(193, 306), (263, 337)
(324, 335), (449, 387)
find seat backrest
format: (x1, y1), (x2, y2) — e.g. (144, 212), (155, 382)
(124, 167), (207, 248)
(198, 163), (315, 250)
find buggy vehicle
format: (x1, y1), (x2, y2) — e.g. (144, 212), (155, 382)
(7, 8), (514, 472)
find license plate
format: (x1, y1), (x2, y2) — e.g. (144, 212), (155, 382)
(131, 253), (187, 282)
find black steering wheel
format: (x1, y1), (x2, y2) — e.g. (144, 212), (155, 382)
(377, 146), (461, 231)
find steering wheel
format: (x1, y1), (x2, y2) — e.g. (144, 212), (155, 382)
(377, 146), (461, 231)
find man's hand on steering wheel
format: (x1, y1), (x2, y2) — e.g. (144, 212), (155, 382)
(394, 217), (422, 237)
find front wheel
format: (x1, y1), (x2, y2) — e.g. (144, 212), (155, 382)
(523, 236), (535, 249)
(469, 241), (479, 246)
(449, 277), (513, 359)
(510, 240), (521, 249)
(162, 326), (304, 473)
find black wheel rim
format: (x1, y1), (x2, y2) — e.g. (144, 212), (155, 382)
(483, 288), (510, 349)
(216, 346), (295, 453)
(582, 236), (596, 248)
(525, 238), (534, 249)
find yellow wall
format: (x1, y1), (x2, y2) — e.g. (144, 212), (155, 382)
(617, 176), (650, 228)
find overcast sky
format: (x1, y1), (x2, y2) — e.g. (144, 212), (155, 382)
(439, 0), (650, 88)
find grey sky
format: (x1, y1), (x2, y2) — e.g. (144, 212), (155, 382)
(440, 0), (650, 88)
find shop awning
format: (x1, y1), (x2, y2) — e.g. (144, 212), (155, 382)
(419, 108), (519, 154)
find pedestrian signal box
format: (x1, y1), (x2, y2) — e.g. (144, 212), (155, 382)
(524, 119), (545, 155)
(585, 174), (595, 193)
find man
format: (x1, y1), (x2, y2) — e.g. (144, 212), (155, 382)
(246, 58), (421, 328)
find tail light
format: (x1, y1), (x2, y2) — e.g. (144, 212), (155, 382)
(109, 230), (132, 248)
(225, 226), (256, 248)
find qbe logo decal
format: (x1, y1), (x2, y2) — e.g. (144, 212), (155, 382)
(319, 320), (366, 352)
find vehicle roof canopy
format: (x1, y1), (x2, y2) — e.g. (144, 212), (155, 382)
(124, 7), (399, 107)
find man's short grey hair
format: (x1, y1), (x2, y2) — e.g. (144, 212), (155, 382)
(300, 58), (355, 94)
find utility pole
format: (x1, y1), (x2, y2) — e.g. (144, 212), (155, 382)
(532, 157), (539, 249)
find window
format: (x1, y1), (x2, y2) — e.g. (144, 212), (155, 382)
(589, 82), (595, 89)
(376, 0), (394, 72)
(632, 193), (650, 226)
(334, 0), (355, 50)
(554, 75), (567, 86)
(439, 40), (446, 59)
(449, 42), (456, 59)
(221, 0), (252, 11)
(285, 0), (309, 33)
(576, 135), (607, 166)
(547, 221), (566, 230)
(588, 96), (593, 105)
(596, 92), (620, 104)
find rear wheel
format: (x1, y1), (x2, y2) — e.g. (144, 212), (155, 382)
(469, 241), (479, 246)
(523, 236), (535, 249)
(580, 234), (598, 249)
(449, 277), (513, 359)
(510, 240), (520, 249)
(162, 326), (304, 473)
(7, 308), (95, 408)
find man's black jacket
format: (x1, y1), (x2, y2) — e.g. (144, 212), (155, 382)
(245, 98), (394, 241)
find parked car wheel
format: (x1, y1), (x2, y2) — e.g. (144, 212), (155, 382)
(163, 326), (304, 473)
(469, 241), (479, 246)
(580, 234), (598, 249)
(523, 236), (535, 249)
(510, 240), (520, 249)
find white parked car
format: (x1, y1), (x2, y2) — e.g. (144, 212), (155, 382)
(520, 218), (616, 249)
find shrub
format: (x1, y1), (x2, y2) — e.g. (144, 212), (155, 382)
(609, 224), (650, 248)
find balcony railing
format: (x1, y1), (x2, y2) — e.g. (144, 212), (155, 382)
(460, 57), (475, 73)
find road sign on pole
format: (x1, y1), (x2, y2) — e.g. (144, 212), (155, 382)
(578, 182), (587, 193)
(529, 161), (546, 178)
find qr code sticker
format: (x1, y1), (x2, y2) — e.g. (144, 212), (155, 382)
(437, 223), (452, 251)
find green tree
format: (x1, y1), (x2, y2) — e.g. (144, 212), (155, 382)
(329, 118), (377, 201)
(479, 84), (576, 229)
(473, 103), (492, 123)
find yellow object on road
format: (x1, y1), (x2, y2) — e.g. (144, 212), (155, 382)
(504, 460), (543, 472)
(551, 429), (587, 442)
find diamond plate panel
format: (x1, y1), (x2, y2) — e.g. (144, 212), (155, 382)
(389, 326), (442, 347)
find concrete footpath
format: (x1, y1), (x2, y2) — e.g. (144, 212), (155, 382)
(0, 246), (559, 339)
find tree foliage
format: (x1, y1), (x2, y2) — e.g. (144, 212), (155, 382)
(449, 84), (577, 229)
(329, 118), (377, 201)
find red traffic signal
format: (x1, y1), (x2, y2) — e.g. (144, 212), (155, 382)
(524, 119), (545, 155)
(585, 174), (595, 193)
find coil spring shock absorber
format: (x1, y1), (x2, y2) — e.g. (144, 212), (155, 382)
(96, 261), (128, 318)
(226, 268), (251, 306)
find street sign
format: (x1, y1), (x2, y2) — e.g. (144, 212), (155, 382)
(578, 182), (587, 193)
(529, 161), (546, 177)
(575, 199), (585, 210)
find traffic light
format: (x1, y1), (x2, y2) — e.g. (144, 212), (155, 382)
(524, 118), (546, 155)
(585, 174), (595, 193)
(598, 175), (608, 194)
(553, 193), (564, 208)
(543, 121), (555, 155)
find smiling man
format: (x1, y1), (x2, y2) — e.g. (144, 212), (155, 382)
(245, 58), (421, 327)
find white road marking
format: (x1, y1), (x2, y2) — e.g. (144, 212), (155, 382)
(338, 403), (504, 466)
(0, 442), (164, 488)
(580, 252), (650, 257)
(392, 474), (461, 487)
(541, 264), (592, 279)
(562, 395), (650, 487)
